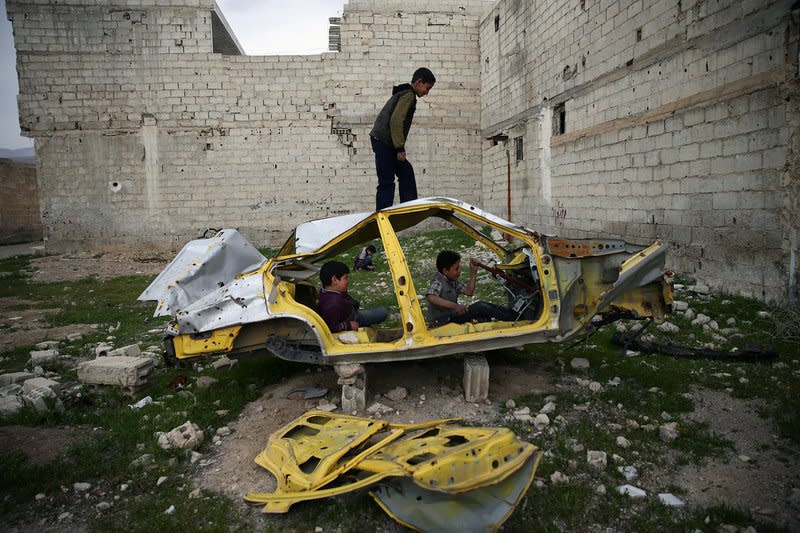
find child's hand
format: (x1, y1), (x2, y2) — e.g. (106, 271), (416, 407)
(350, 321), (359, 330)
(469, 259), (479, 276)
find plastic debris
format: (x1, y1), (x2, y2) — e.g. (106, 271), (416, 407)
(129, 396), (153, 410)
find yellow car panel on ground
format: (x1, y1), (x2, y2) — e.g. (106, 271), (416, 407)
(244, 409), (542, 531)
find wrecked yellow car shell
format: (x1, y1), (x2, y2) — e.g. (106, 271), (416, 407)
(140, 197), (672, 365)
(244, 410), (542, 518)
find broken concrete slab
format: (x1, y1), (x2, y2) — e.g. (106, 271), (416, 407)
(95, 343), (113, 357)
(0, 395), (24, 417)
(77, 356), (153, 388)
(107, 344), (141, 357)
(35, 340), (60, 350)
(22, 377), (61, 396)
(29, 349), (60, 366)
(0, 372), (36, 386)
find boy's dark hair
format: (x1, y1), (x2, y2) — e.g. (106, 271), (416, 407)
(320, 261), (349, 287)
(366, 245), (377, 254)
(412, 67), (436, 85)
(436, 250), (460, 273)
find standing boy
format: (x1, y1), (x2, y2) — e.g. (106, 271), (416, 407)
(425, 250), (517, 327)
(317, 261), (388, 333)
(370, 67), (436, 211)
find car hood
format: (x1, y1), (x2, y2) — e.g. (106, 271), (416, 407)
(138, 229), (267, 323)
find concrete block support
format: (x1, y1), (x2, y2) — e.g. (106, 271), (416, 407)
(77, 356), (154, 388)
(334, 363), (366, 414)
(463, 354), (489, 402)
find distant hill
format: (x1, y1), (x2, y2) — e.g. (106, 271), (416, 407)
(0, 146), (35, 164)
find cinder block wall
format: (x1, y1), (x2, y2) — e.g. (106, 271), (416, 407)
(0, 158), (42, 244)
(9, 0), (799, 301)
(480, 0), (799, 301)
(7, 0), (489, 251)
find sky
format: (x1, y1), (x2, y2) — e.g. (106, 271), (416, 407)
(0, 0), (345, 151)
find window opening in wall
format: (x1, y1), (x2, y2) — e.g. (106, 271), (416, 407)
(329, 17), (342, 52)
(494, 15), (500, 32)
(636, 27), (642, 42)
(488, 133), (509, 147)
(580, 0), (586, 10)
(553, 103), (566, 136)
(514, 137), (524, 162)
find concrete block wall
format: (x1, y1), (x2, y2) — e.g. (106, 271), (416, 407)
(9, 0), (798, 301)
(8, 0), (490, 251)
(0, 158), (42, 244)
(480, 0), (799, 301)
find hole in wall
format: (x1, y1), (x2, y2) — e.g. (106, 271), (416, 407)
(553, 103), (566, 135)
(109, 181), (122, 193)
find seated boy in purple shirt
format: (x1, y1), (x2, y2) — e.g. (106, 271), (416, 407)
(316, 261), (388, 333)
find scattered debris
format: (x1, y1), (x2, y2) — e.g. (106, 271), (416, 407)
(156, 421), (204, 450)
(384, 386), (408, 402)
(211, 355), (237, 370)
(587, 450), (607, 470)
(283, 387), (328, 400)
(195, 376), (219, 389)
(611, 332), (777, 361)
(570, 358), (590, 370)
(659, 422), (679, 442)
(658, 493), (685, 507)
(618, 465), (638, 481)
(617, 484), (647, 498)
(129, 396), (153, 410)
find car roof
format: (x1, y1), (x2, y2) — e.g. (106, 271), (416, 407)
(293, 197), (527, 254)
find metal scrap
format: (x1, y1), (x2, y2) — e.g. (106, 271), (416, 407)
(611, 331), (778, 361)
(244, 410), (542, 532)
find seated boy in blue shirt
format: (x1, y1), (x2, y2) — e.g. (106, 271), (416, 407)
(316, 261), (388, 333)
(425, 250), (516, 327)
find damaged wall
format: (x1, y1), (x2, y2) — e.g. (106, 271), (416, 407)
(480, 0), (799, 301)
(7, 0), (489, 251)
(0, 158), (42, 244)
(8, 0), (799, 301)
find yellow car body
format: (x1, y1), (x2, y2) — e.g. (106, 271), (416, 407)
(139, 197), (672, 365)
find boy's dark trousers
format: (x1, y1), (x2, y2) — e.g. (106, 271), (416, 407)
(372, 136), (418, 210)
(451, 301), (517, 324)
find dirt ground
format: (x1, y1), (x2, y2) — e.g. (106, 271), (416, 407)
(0, 252), (168, 352)
(191, 359), (799, 531)
(3, 252), (799, 531)
(28, 252), (168, 283)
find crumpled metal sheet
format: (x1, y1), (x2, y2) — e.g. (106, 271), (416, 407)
(370, 451), (541, 533)
(244, 410), (542, 531)
(138, 229), (266, 318)
(595, 240), (668, 314)
(172, 270), (269, 334)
